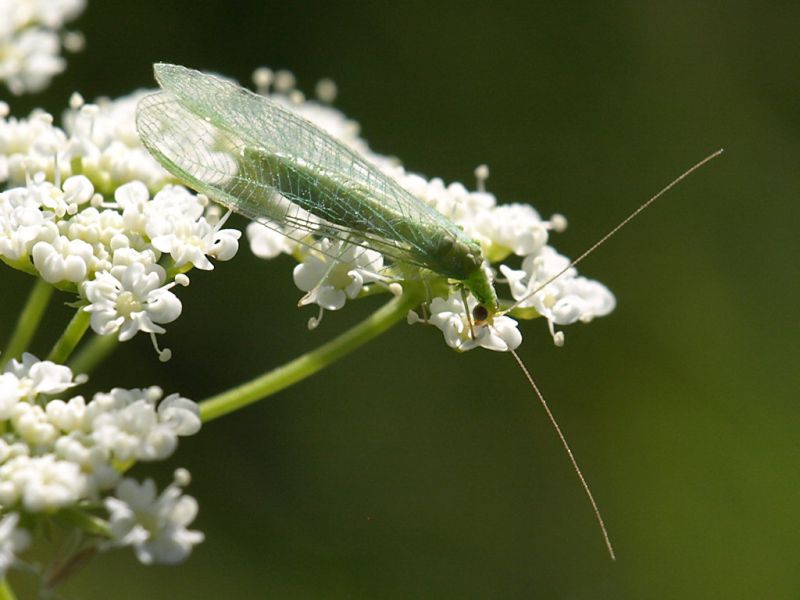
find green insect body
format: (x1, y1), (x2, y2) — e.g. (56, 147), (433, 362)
(136, 63), (499, 313)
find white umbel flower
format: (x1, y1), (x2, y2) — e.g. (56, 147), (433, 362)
(148, 212), (241, 270)
(105, 473), (204, 565)
(31, 234), (94, 283)
(246, 221), (295, 259)
(0, 454), (86, 512)
(421, 294), (522, 352)
(0, 513), (30, 578)
(89, 392), (198, 462)
(0, 354), (203, 565)
(501, 248), (616, 324)
(0, 0), (86, 95)
(0, 353), (79, 418)
(4, 352), (77, 396)
(82, 263), (182, 341)
(293, 239), (384, 311)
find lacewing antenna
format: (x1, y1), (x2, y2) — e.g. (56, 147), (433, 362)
(505, 149), (724, 313)
(508, 149), (724, 560)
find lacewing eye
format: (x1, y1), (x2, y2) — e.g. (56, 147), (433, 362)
(472, 304), (489, 323)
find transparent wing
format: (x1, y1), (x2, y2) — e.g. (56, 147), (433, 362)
(136, 63), (468, 271)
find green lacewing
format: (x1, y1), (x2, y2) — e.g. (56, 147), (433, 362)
(135, 63), (722, 560)
(135, 63), (499, 318)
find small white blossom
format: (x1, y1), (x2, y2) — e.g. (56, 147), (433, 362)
(0, 439), (29, 464)
(45, 394), (87, 432)
(0, 28), (64, 95)
(0, 454), (86, 512)
(157, 394), (201, 437)
(0, 354), (202, 563)
(82, 263), (182, 341)
(87, 387), (199, 462)
(474, 203), (550, 259)
(12, 402), (59, 446)
(0, 512), (30, 578)
(500, 248), (615, 344)
(31, 234), (94, 283)
(105, 474), (204, 565)
(246, 221), (295, 259)
(0, 182), (59, 262)
(293, 239), (384, 311)
(0, 354), (78, 419)
(148, 211), (240, 270)
(423, 294), (522, 352)
(501, 248), (616, 323)
(53, 433), (119, 492)
(0, 0), (86, 95)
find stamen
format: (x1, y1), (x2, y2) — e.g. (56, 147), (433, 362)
(252, 67), (273, 94)
(307, 306), (324, 330)
(474, 164), (490, 192)
(150, 332), (172, 362)
(315, 78), (338, 103)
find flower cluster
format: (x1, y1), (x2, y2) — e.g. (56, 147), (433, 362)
(0, 94), (241, 355)
(1, 59), (614, 355)
(0, 353), (203, 575)
(244, 71), (616, 351)
(0, 0), (86, 95)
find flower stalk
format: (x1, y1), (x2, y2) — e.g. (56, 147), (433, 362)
(199, 285), (424, 422)
(0, 578), (16, 600)
(47, 308), (90, 364)
(68, 333), (119, 377)
(1, 279), (53, 367)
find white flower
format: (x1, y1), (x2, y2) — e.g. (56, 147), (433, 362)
(0, 27), (64, 95)
(0, 454), (86, 512)
(0, 0), (86, 95)
(45, 394), (87, 432)
(474, 203), (550, 259)
(22, 173), (83, 218)
(293, 239), (384, 311)
(157, 394), (201, 437)
(87, 387), (199, 462)
(0, 374), (24, 420)
(394, 171), (495, 232)
(0, 184), (59, 261)
(246, 221), (295, 259)
(82, 263), (182, 341)
(148, 213), (240, 270)
(60, 205), (127, 250)
(0, 354), (78, 419)
(500, 248), (615, 345)
(0, 110), (67, 184)
(502, 248), (616, 324)
(12, 402), (59, 446)
(0, 439), (29, 464)
(0, 513), (30, 578)
(31, 234), (94, 283)
(422, 294), (522, 352)
(105, 474), (204, 565)
(53, 433), (119, 492)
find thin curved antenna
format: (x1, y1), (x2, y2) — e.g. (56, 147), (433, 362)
(510, 349), (616, 560)
(505, 149), (724, 314)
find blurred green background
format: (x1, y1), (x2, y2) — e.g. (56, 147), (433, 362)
(2, 1), (798, 598)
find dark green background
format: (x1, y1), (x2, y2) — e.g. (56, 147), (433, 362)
(2, 2), (797, 598)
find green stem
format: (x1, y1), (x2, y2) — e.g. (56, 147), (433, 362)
(0, 578), (17, 600)
(47, 309), (91, 365)
(1, 279), (53, 367)
(68, 333), (119, 376)
(58, 508), (110, 537)
(199, 286), (423, 422)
